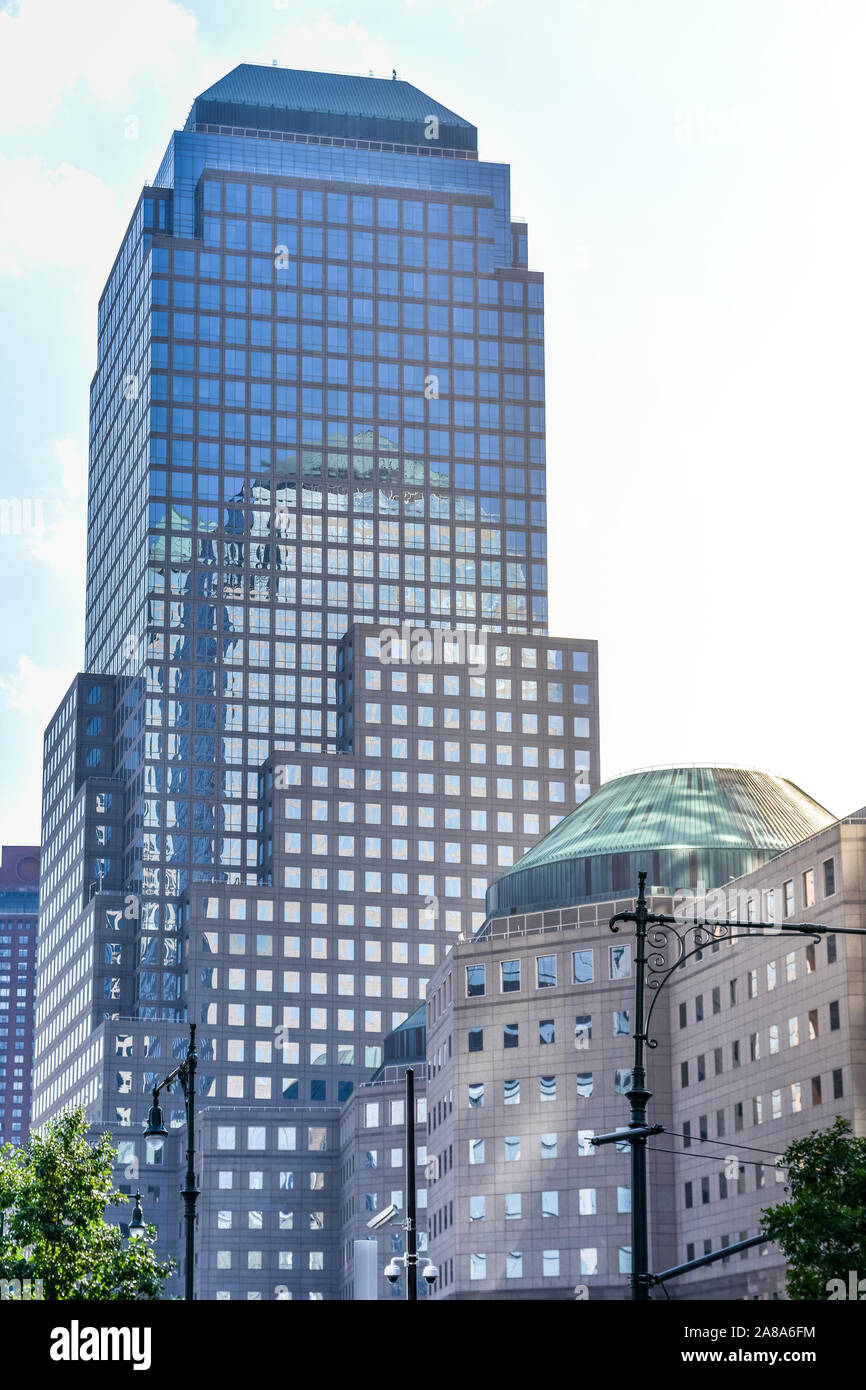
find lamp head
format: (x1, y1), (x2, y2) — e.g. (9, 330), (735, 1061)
(143, 1097), (168, 1150)
(128, 1191), (146, 1240)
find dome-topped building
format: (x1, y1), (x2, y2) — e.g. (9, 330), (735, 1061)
(486, 766), (835, 916)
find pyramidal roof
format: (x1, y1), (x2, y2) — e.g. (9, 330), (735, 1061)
(185, 64), (477, 149)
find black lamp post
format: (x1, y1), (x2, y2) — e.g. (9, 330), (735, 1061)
(127, 1191), (146, 1241)
(405, 1066), (418, 1301)
(143, 1021), (198, 1300)
(382, 1066), (438, 1297)
(593, 870), (863, 1301)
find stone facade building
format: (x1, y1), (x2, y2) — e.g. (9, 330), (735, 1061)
(420, 770), (863, 1300)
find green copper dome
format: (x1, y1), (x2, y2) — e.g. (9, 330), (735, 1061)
(371, 1005), (426, 1081)
(487, 766), (835, 916)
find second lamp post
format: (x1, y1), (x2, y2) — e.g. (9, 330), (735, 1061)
(143, 1021), (199, 1300)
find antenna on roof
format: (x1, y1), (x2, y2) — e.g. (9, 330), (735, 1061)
(392, 68), (397, 80)
(368, 69), (373, 77)
(272, 58), (278, 66)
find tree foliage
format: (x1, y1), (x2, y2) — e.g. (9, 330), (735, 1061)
(0, 1107), (175, 1300)
(760, 1116), (866, 1300)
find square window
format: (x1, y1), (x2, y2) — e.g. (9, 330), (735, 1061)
(541, 1190), (559, 1218)
(536, 954), (556, 988)
(823, 858), (836, 896)
(609, 944), (631, 979)
(500, 959), (521, 993)
(466, 963), (485, 997)
(572, 949), (593, 984)
(802, 868), (815, 907)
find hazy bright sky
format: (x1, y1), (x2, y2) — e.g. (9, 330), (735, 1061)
(0, 0), (863, 848)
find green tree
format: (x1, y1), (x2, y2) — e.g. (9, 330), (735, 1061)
(0, 1107), (175, 1300)
(760, 1116), (866, 1299)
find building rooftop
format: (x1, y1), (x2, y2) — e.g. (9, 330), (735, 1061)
(370, 1004), (427, 1082)
(0, 845), (40, 890)
(184, 63), (478, 151)
(523, 767), (834, 865)
(487, 767), (836, 916)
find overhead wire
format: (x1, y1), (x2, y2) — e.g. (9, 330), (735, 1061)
(647, 1143), (787, 1171)
(661, 1128), (788, 1160)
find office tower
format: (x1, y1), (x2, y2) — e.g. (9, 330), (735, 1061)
(32, 66), (600, 1298)
(0, 846), (40, 1145)
(421, 767), (863, 1300)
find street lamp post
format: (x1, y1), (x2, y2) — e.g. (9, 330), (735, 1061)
(382, 1066), (439, 1297)
(143, 1021), (198, 1300)
(405, 1066), (418, 1302)
(593, 870), (864, 1301)
(616, 874), (655, 1301)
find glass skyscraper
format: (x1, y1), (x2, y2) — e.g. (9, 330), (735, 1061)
(33, 65), (599, 1298)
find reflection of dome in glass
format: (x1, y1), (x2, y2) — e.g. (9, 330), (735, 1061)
(487, 766), (835, 916)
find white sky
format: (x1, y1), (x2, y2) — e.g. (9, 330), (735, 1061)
(0, 0), (863, 848)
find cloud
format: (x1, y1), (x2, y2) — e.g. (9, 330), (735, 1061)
(55, 437), (87, 499)
(0, 156), (117, 279)
(0, 0), (200, 130)
(16, 438), (88, 579)
(404, 0), (494, 18)
(0, 3), (395, 132)
(267, 16), (391, 76)
(0, 654), (73, 728)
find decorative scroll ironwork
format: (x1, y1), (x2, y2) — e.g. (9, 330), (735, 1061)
(642, 920), (729, 1046)
(612, 914), (824, 1049)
